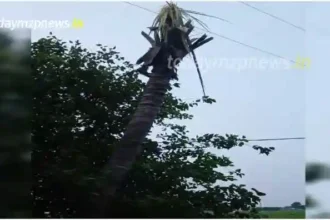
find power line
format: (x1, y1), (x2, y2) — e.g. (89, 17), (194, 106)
(124, 2), (302, 65)
(124, 1), (157, 14)
(247, 137), (305, 142)
(239, 2), (305, 32)
(124, 1), (232, 24)
(194, 26), (297, 64)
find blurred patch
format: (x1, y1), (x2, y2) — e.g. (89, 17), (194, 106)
(306, 162), (330, 218)
(0, 29), (31, 217)
(306, 162), (330, 184)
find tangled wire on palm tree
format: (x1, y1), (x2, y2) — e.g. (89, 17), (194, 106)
(137, 2), (215, 97)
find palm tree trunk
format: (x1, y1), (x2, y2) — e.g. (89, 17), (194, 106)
(93, 66), (171, 217)
(108, 67), (169, 192)
(90, 25), (212, 218)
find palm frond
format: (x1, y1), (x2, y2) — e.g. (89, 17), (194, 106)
(180, 10), (209, 31)
(152, 2), (183, 38)
(151, 2), (213, 40)
(151, 1), (211, 97)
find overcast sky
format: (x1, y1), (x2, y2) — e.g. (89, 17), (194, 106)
(2, 1), (329, 210)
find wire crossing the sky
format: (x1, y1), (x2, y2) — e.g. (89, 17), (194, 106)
(194, 26), (298, 64)
(124, 2), (303, 66)
(247, 137), (305, 142)
(239, 2), (305, 32)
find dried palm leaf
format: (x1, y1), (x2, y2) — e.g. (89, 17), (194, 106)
(151, 1), (213, 97)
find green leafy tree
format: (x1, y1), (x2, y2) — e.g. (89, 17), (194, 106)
(32, 34), (274, 218)
(291, 202), (303, 209)
(291, 202), (301, 207)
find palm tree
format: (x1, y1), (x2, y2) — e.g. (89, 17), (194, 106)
(93, 2), (214, 217)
